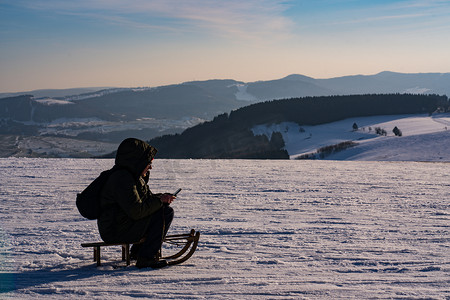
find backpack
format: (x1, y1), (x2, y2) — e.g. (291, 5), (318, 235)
(76, 168), (116, 220)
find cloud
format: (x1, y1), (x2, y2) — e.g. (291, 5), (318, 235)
(14, 0), (295, 41)
(328, 12), (427, 27)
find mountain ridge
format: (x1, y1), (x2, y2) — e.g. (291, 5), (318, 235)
(2, 71), (449, 100)
(1, 71), (449, 157)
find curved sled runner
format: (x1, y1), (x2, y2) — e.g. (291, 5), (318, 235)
(160, 229), (200, 266)
(81, 229), (200, 267)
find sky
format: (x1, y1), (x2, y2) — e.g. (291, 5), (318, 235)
(1, 0), (450, 93)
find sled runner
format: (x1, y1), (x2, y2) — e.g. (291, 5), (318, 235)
(81, 229), (200, 267)
(160, 229), (200, 266)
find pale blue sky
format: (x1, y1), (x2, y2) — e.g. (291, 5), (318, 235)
(1, 0), (449, 92)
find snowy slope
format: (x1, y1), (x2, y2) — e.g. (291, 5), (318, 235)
(0, 159), (449, 299)
(252, 113), (450, 161)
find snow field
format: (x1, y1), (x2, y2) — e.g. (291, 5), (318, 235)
(252, 113), (450, 160)
(0, 158), (449, 299)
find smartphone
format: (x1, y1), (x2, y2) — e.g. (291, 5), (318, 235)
(173, 188), (182, 196)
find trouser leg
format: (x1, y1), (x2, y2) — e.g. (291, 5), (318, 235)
(138, 205), (174, 259)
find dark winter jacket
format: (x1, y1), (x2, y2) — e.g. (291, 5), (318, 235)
(97, 138), (163, 243)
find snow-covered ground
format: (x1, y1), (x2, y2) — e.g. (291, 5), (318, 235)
(4, 112), (448, 160)
(14, 136), (117, 158)
(34, 116), (204, 139)
(1, 158), (449, 299)
(0, 117), (206, 158)
(234, 84), (258, 101)
(33, 98), (74, 106)
(252, 113), (450, 161)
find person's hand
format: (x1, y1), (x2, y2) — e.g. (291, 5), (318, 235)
(161, 193), (175, 205)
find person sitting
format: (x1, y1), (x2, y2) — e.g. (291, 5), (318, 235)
(97, 138), (175, 269)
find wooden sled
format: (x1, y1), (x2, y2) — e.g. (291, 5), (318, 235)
(81, 229), (200, 267)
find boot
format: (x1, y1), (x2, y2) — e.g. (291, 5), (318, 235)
(136, 256), (168, 269)
(130, 244), (142, 260)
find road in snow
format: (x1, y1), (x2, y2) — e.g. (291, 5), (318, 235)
(1, 158), (449, 299)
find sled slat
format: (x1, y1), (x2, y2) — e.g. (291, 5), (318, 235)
(81, 242), (137, 266)
(81, 229), (199, 267)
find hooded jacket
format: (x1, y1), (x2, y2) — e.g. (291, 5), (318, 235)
(97, 138), (162, 243)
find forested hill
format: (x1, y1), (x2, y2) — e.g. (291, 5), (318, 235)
(149, 94), (449, 159)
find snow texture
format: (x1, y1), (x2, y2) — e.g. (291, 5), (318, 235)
(0, 158), (449, 299)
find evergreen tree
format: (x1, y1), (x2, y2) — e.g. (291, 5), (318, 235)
(270, 132), (285, 149)
(393, 126), (402, 136)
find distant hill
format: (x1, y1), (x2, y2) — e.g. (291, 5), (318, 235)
(78, 84), (244, 120)
(3, 71), (449, 101)
(244, 72), (450, 101)
(0, 83), (247, 143)
(313, 72), (450, 96)
(148, 94), (449, 159)
(1, 71), (449, 156)
(0, 87), (111, 99)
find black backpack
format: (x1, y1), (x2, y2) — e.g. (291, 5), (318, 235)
(76, 168), (116, 220)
